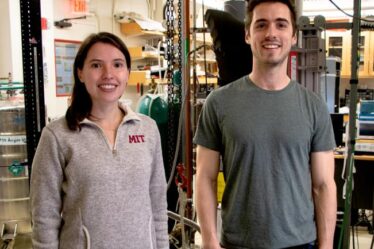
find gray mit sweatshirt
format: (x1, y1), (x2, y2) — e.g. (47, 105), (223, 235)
(30, 103), (169, 249)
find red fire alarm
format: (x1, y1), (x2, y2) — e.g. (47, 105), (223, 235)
(71, 0), (88, 14)
(41, 17), (48, 30)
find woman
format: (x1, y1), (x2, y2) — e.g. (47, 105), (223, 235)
(30, 32), (168, 249)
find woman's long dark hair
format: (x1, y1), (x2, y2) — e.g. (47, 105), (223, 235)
(65, 32), (131, 131)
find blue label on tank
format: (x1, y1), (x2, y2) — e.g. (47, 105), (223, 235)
(13, 115), (25, 125)
(8, 160), (25, 176)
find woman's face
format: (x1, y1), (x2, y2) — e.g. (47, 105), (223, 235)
(78, 42), (129, 107)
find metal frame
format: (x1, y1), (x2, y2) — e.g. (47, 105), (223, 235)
(297, 16), (326, 94)
(340, 1), (361, 249)
(20, 0), (46, 166)
(296, 6), (365, 247)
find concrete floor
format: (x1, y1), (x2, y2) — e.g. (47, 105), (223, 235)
(194, 226), (373, 249)
(0, 230), (371, 248)
(349, 226), (373, 249)
(0, 233), (32, 249)
(0, 224), (371, 249)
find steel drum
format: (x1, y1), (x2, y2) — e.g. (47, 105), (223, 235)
(0, 105), (31, 240)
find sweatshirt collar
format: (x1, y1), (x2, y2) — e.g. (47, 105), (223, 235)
(80, 101), (141, 125)
(119, 101), (141, 122)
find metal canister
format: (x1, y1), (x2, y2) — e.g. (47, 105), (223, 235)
(0, 105), (31, 235)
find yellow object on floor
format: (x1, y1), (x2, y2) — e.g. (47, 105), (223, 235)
(217, 172), (225, 203)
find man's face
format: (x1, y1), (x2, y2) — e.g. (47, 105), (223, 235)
(245, 2), (297, 67)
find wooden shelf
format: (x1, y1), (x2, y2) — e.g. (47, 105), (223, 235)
(128, 47), (163, 61)
(121, 22), (164, 39)
(193, 33), (213, 45)
(335, 154), (374, 161)
(128, 70), (148, 85)
(193, 58), (216, 63)
(194, 76), (218, 84)
(127, 73), (218, 86)
(325, 30), (374, 77)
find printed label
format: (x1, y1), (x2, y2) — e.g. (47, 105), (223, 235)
(0, 135), (27, 145)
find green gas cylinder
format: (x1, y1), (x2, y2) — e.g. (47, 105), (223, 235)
(136, 94), (168, 125)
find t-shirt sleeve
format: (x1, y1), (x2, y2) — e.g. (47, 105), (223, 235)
(311, 101), (336, 152)
(193, 92), (222, 152)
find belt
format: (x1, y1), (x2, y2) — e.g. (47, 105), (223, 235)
(284, 241), (316, 249)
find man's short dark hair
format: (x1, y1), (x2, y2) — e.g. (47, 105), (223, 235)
(245, 0), (297, 35)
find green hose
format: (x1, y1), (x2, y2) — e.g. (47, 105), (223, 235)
(338, 155), (355, 249)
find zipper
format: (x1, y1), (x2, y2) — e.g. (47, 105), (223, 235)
(91, 124), (119, 156)
(82, 225), (91, 249)
(112, 125), (120, 155)
(82, 119), (123, 156)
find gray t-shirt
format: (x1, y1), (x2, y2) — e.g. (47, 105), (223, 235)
(194, 76), (335, 249)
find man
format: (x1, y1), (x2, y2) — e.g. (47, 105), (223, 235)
(194, 0), (337, 248)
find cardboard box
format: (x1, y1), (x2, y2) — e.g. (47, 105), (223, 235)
(128, 47), (143, 59)
(128, 71), (147, 85)
(121, 22), (143, 36)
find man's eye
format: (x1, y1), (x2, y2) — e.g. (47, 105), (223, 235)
(255, 23), (266, 29)
(277, 23), (288, 29)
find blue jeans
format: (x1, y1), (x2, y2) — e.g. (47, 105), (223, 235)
(284, 241), (316, 249)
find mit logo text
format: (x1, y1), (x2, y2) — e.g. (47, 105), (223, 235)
(129, 135), (145, 143)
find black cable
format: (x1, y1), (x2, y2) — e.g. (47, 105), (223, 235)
(187, 44), (210, 57)
(328, 0), (374, 23)
(356, 225), (359, 249)
(352, 225), (356, 249)
(61, 15), (87, 22)
(201, 0), (209, 91)
(167, 211), (200, 232)
(0, 240), (10, 249)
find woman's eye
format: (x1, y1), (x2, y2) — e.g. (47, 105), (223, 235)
(114, 62), (125, 68)
(91, 63), (101, 68)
